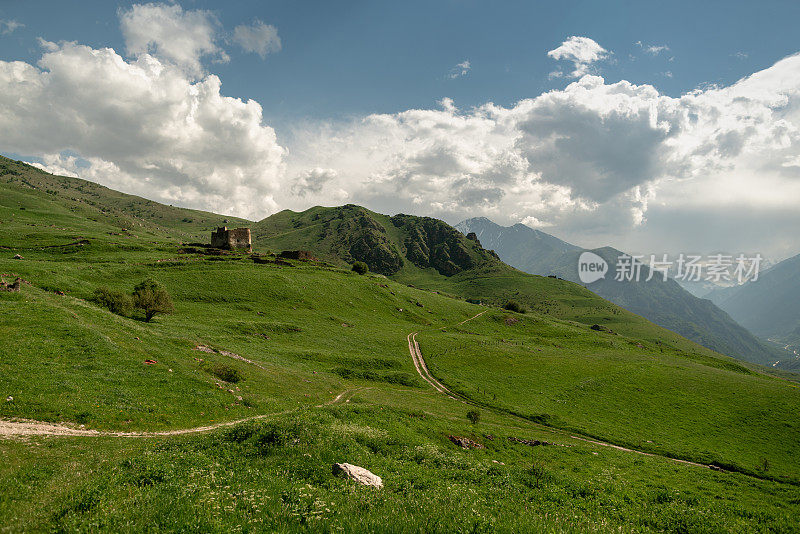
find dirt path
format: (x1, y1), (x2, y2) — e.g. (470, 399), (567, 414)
(455, 310), (487, 326)
(317, 387), (366, 407)
(0, 389), (356, 439)
(408, 323), (714, 471)
(408, 333), (458, 400)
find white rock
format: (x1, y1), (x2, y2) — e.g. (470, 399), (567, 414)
(332, 463), (383, 488)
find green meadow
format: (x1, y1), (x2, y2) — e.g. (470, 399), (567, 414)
(2, 156), (800, 531)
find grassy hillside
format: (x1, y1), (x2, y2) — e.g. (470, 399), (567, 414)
(0, 154), (249, 245)
(2, 159), (800, 530)
(456, 217), (784, 365)
(254, 205), (784, 369)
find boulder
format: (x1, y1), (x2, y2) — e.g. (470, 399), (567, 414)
(448, 435), (485, 449)
(332, 463), (383, 488)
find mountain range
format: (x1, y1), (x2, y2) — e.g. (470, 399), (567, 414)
(456, 217), (785, 366)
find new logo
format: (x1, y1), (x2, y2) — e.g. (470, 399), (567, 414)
(578, 251), (608, 284)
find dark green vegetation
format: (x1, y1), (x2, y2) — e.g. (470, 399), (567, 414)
(2, 156), (800, 531)
(503, 300), (526, 314)
(456, 217), (784, 365)
(351, 261), (368, 275)
(132, 278), (175, 322)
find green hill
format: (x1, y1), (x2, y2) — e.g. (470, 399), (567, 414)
(2, 157), (800, 531)
(253, 205), (783, 367)
(456, 217), (783, 365)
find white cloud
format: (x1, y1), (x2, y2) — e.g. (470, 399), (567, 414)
(232, 20), (281, 59)
(448, 60), (471, 79)
(635, 41), (670, 56)
(291, 167), (338, 196)
(283, 52), (800, 257)
(119, 2), (226, 78)
(0, 19), (23, 35)
(0, 40), (284, 218)
(547, 36), (609, 78)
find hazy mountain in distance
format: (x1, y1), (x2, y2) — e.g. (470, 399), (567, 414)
(457, 217), (785, 365)
(706, 253), (800, 340)
(454, 217), (580, 272)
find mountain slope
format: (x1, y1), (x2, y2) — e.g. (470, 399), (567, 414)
(254, 206), (788, 370)
(455, 217), (580, 271)
(456, 217), (783, 365)
(0, 154), (249, 245)
(3, 157), (800, 529)
(707, 253), (800, 338)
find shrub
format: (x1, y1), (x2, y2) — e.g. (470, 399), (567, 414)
(132, 279), (174, 322)
(351, 261), (369, 275)
(93, 287), (133, 316)
(209, 364), (242, 383)
(467, 409), (481, 425)
(503, 300), (526, 313)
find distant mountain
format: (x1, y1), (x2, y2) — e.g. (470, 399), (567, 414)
(456, 217), (784, 365)
(706, 253), (800, 363)
(454, 217), (580, 272)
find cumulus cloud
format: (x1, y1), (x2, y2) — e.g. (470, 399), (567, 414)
(448, 60), (471, 79)
(0, 40), (284, 218)
(291, 167), (338, 196)
(119, 2), (226, 77)
(283, 52), (800, 256)
(0, 19), (24, 35)
(547, 36), (609, 78)
(232, 20), (281, 59)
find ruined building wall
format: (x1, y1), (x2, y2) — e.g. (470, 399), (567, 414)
(211, 227), (252, 251)
(228, 228), (252, 250)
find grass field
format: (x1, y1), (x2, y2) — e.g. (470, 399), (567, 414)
(2, 157), (800, 531)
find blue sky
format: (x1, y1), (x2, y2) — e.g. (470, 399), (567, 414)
(3, 0), (798, 131)
(1, 1), (800, 260)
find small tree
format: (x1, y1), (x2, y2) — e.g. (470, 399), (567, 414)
(467, 409), (481, 425)
(352, 261), (369, 275)
(93, 287), (134, 316)
(132, 279), (174, 322)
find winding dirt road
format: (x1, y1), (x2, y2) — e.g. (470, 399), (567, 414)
(0, 389), (357, 439)
(408, 312), (712, 471)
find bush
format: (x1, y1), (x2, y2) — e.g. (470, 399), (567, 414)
(209, 364), (242, 383)
(93, 287), (133, 316)
(467, 409), (481, 425)
(132, 279), (174, 322)
(503, 300), (526, 313)
(351, 261), (369, 275)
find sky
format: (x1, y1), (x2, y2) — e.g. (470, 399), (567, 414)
(1, 1), (800, 261)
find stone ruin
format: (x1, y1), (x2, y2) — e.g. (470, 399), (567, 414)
(211, 227), (252, 252)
